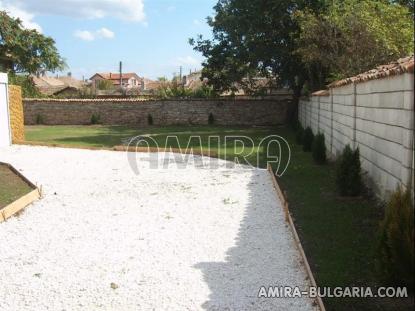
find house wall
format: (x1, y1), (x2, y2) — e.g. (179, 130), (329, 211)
(23, 98), (290, 127)
(299, 73), (414, 199)
(0, 73), (11, 147)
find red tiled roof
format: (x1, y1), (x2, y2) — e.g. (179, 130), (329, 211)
(329, 55), (414, 88)
(311, 89), (329, 96)
(90, 73), (141, 81)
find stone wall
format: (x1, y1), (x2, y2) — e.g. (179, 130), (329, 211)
(8, 85), (25, 142)
(299, 73), (414, 200)
(23, 98), (290, 126)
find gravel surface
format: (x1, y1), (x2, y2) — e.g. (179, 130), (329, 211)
(0, 145), (316, 310)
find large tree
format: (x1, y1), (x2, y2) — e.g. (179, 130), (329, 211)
(190, 0), (327, 98)
(191, 0), (413, 96)
(0, 11), (65, 74)
(295, 0), (414, 81)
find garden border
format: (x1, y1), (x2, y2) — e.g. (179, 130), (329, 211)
(0, 162), (41, 222)
(267, 164), (326, 311)
(14, 141), (219, 158)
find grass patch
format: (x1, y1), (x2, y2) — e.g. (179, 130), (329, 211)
(25, 125), (281, 168)
(0, 165), (33, 209)
(278, 129), (413, 311)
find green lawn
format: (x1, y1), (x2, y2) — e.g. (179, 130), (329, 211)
(24, 125), (412, 310)
(0, 164), (33, 209)
(25, 125), (286, 168)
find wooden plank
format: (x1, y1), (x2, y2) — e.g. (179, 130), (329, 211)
(114, 145), (219, 158)
(267, 164), (326, 311)
(14, 141), (219, 158)
(0, 188), (40, 222)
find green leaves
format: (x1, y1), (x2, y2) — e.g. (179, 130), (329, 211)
(335, 145), (362, 197)
(377, 187), (414, 289)
(191, 0), (326, 94)
(0, 11), (66, 74)
(191, 0), (413, 95)
(295, 0), (414, 81)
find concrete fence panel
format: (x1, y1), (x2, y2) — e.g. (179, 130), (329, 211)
(299, 72), (414, 200)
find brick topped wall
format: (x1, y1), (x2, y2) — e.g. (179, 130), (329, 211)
(23, 98), (290, 126)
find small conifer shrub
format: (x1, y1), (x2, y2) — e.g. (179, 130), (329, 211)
(302, 127), (314, 152)
(336, 145), (362, 196)
(312, 133), (327, 164)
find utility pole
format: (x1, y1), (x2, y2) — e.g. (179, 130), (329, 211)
(179, 66), (182, 81)
(119, 61), (122, 87)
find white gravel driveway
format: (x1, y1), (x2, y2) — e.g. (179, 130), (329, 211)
(0, 146), (315, 310)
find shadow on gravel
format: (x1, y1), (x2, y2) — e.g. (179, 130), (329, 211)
(194, 170), (313, 310)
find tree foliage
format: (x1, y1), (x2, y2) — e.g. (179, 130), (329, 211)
(302, 127), (314, 152)
(190, 0), (327, 96)
(377, 187), (414, 289)
(155, 77), (218, 99)
(8, 74), (42, 97)
(312, 133), (326, 164)
(0, 11), (65, 74)
(295, 0), (414, 80)
(191, 0), (413, 95)
(96, 79), (115, 90)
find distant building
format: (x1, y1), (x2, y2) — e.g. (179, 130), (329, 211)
(182, 71), (291, 97)
(182, 71), (204, 89)
(222, 77), (292, 96)
(31, 73), (85, 96)
(142, 78), (161, 92)
(89, 72), (143, 89)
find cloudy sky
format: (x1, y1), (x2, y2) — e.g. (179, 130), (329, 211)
(0, 0), (216, 79)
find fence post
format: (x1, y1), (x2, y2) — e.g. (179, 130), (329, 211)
(352, 83), (357, 149)
(317, 96), (321, 134)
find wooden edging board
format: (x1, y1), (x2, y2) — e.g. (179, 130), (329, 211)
(14, 140), (219, 158)
(267, 164), (326, 311)
(113, 145), (219, 158)
(0, 162), (41, 222)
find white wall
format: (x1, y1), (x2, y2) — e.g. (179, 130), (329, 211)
(0, 73), (11, 147)
(299, 73), (414, 200)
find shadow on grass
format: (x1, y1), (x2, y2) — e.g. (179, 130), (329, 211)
(53, 135), (126, 147)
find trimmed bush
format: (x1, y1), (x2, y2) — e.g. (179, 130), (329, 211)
(295, 124), (304, 145)
(312, 133), (327, 164)
(90, 114), (101, 125)
(336, 144), (362, 196)
(291, 119), (301, 131)
(208, 113), (214, 125)
(147, 114), (154, 126)
(302, 127), (314, 152)
(377, 187), (414, 289)
(35, 114), (44, 125)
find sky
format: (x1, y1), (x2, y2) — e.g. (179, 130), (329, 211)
(0, 0), (217, 80)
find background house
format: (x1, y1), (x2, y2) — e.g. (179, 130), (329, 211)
(89, 73), (143, 90)
(31, 73), (85, 96)
(182, 71), (203, 89)
(141, 78), (161, 94)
